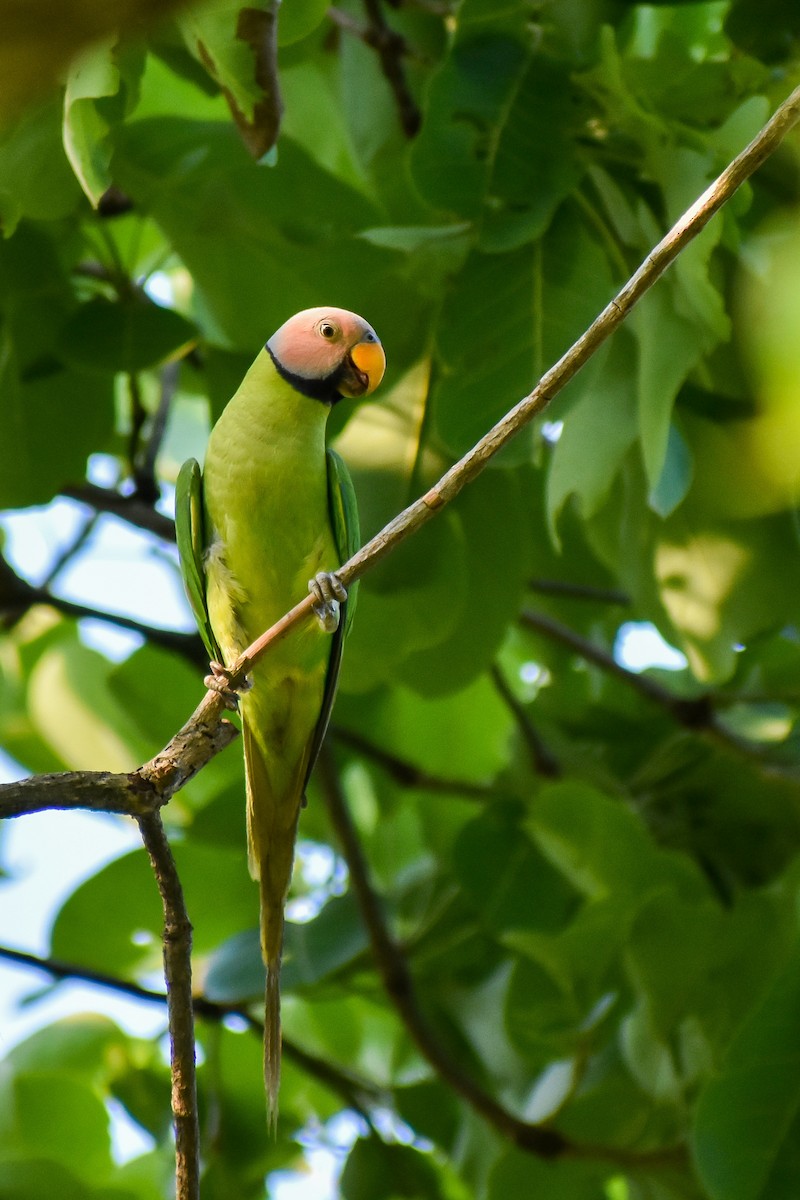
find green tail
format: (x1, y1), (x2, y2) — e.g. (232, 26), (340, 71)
(242, 716), (304, 1128)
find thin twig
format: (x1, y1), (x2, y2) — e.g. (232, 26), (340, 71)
(489, 663), (561, 778)
(40, 513), (100, 589)
(0, 563), (205, 665)
(529, 578), (631, 606)
(134, 361), (179, 503)
(519, 609), (775, 767)
(137, 811), (198, 1200)
(0, 943), (383, 1119)
(61, 482), (175, 540)
(331, 725), (494, 799)
(329, 3), (421, 136)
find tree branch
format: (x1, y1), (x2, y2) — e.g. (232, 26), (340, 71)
(329, 3), (421, 136)
(520, 609), (772, 764)
(0, 696), (238, 820)
(0, 547), (205, 664)
(529, 578), (631, 606)
(136, 810), (199, 1200)
(490, 663), (561, 778)
(60, 482), (175, 541)
(331, 725), (494, 799)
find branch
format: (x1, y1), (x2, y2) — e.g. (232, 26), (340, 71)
(489, 663), (561, 778)
(520, 609), (771, 764)
(133, 361), (179, 504)
(528, 578), (631, 606)
(331, 725), (494, 799)
(0, 944), (383, 1121)
(0, 697), (238, 819)
(329, 3), (421, 136)
(61, 482), (175, 541)
(0, 549), (205, 665)
(136, 810), (199, 1200)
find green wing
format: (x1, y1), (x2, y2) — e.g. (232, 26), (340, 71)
(326, 446), (360, 633)
(175, 457), (220, 663)
(303, 448), (361, 788)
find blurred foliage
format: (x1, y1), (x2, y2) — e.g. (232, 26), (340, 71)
(2, 0), (800, 1197)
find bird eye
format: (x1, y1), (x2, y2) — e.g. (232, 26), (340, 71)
(319, 322), (337, 339)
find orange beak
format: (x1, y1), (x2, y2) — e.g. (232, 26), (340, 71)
(346, 338), (386, 397)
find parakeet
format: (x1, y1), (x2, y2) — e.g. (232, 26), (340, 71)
(175, 308), (385, 1124)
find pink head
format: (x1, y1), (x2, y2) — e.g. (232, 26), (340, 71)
(266, 307), (385, 404)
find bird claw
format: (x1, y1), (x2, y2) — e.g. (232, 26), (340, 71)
(309, 571), (347, 633)
(204, 660), (252, 710)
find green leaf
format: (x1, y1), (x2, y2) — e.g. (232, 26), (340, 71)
(28, 637), (151, 772)
(277, 0), (329, 46)
(488, 1150), (609, 1200)
(339, 513), (467, 694)
(204, 929), (263, 1002)
(8, 1015), (128, 1082)
(632, 281), (707, 490)
(454, 806), (579, 935)
(283, 893), (369, 989)
(178, 0), (282, 158)
(547, 334), (638, 537)
(337, 673), (514, 784)
(341, 1136), (445, 1200)
(432, 208), (613, 458)
(51, 841), (257, 975)
(62, 39), (121, 204)
(0, 99), (81, 236)
(0, 1160), (134, 1200)
(399, 470), (532, 694)
(649, 423), (693, 518)
(692, 944), (800, 1200)
(526, 781), (708, 905)
(59, 296), (197, 374)
(0, 1071), (112, 1182)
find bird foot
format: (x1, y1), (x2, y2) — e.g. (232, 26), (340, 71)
(309, 571), (347, 633)
(204, 660), (252, 710)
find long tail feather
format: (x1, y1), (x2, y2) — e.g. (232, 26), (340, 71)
(264, 962), (282, 1130)
(242, 716), (301, 1128)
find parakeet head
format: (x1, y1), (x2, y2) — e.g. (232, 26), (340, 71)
(266, 307), (385, 405)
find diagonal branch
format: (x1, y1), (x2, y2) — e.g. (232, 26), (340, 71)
(331, 725), (495, 799)
(519, 609), (769, 762)
(329, 3), (422, 136)
(490, 663), (561, 778)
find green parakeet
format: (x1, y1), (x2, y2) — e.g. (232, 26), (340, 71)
(175, 307), (385, 1123)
